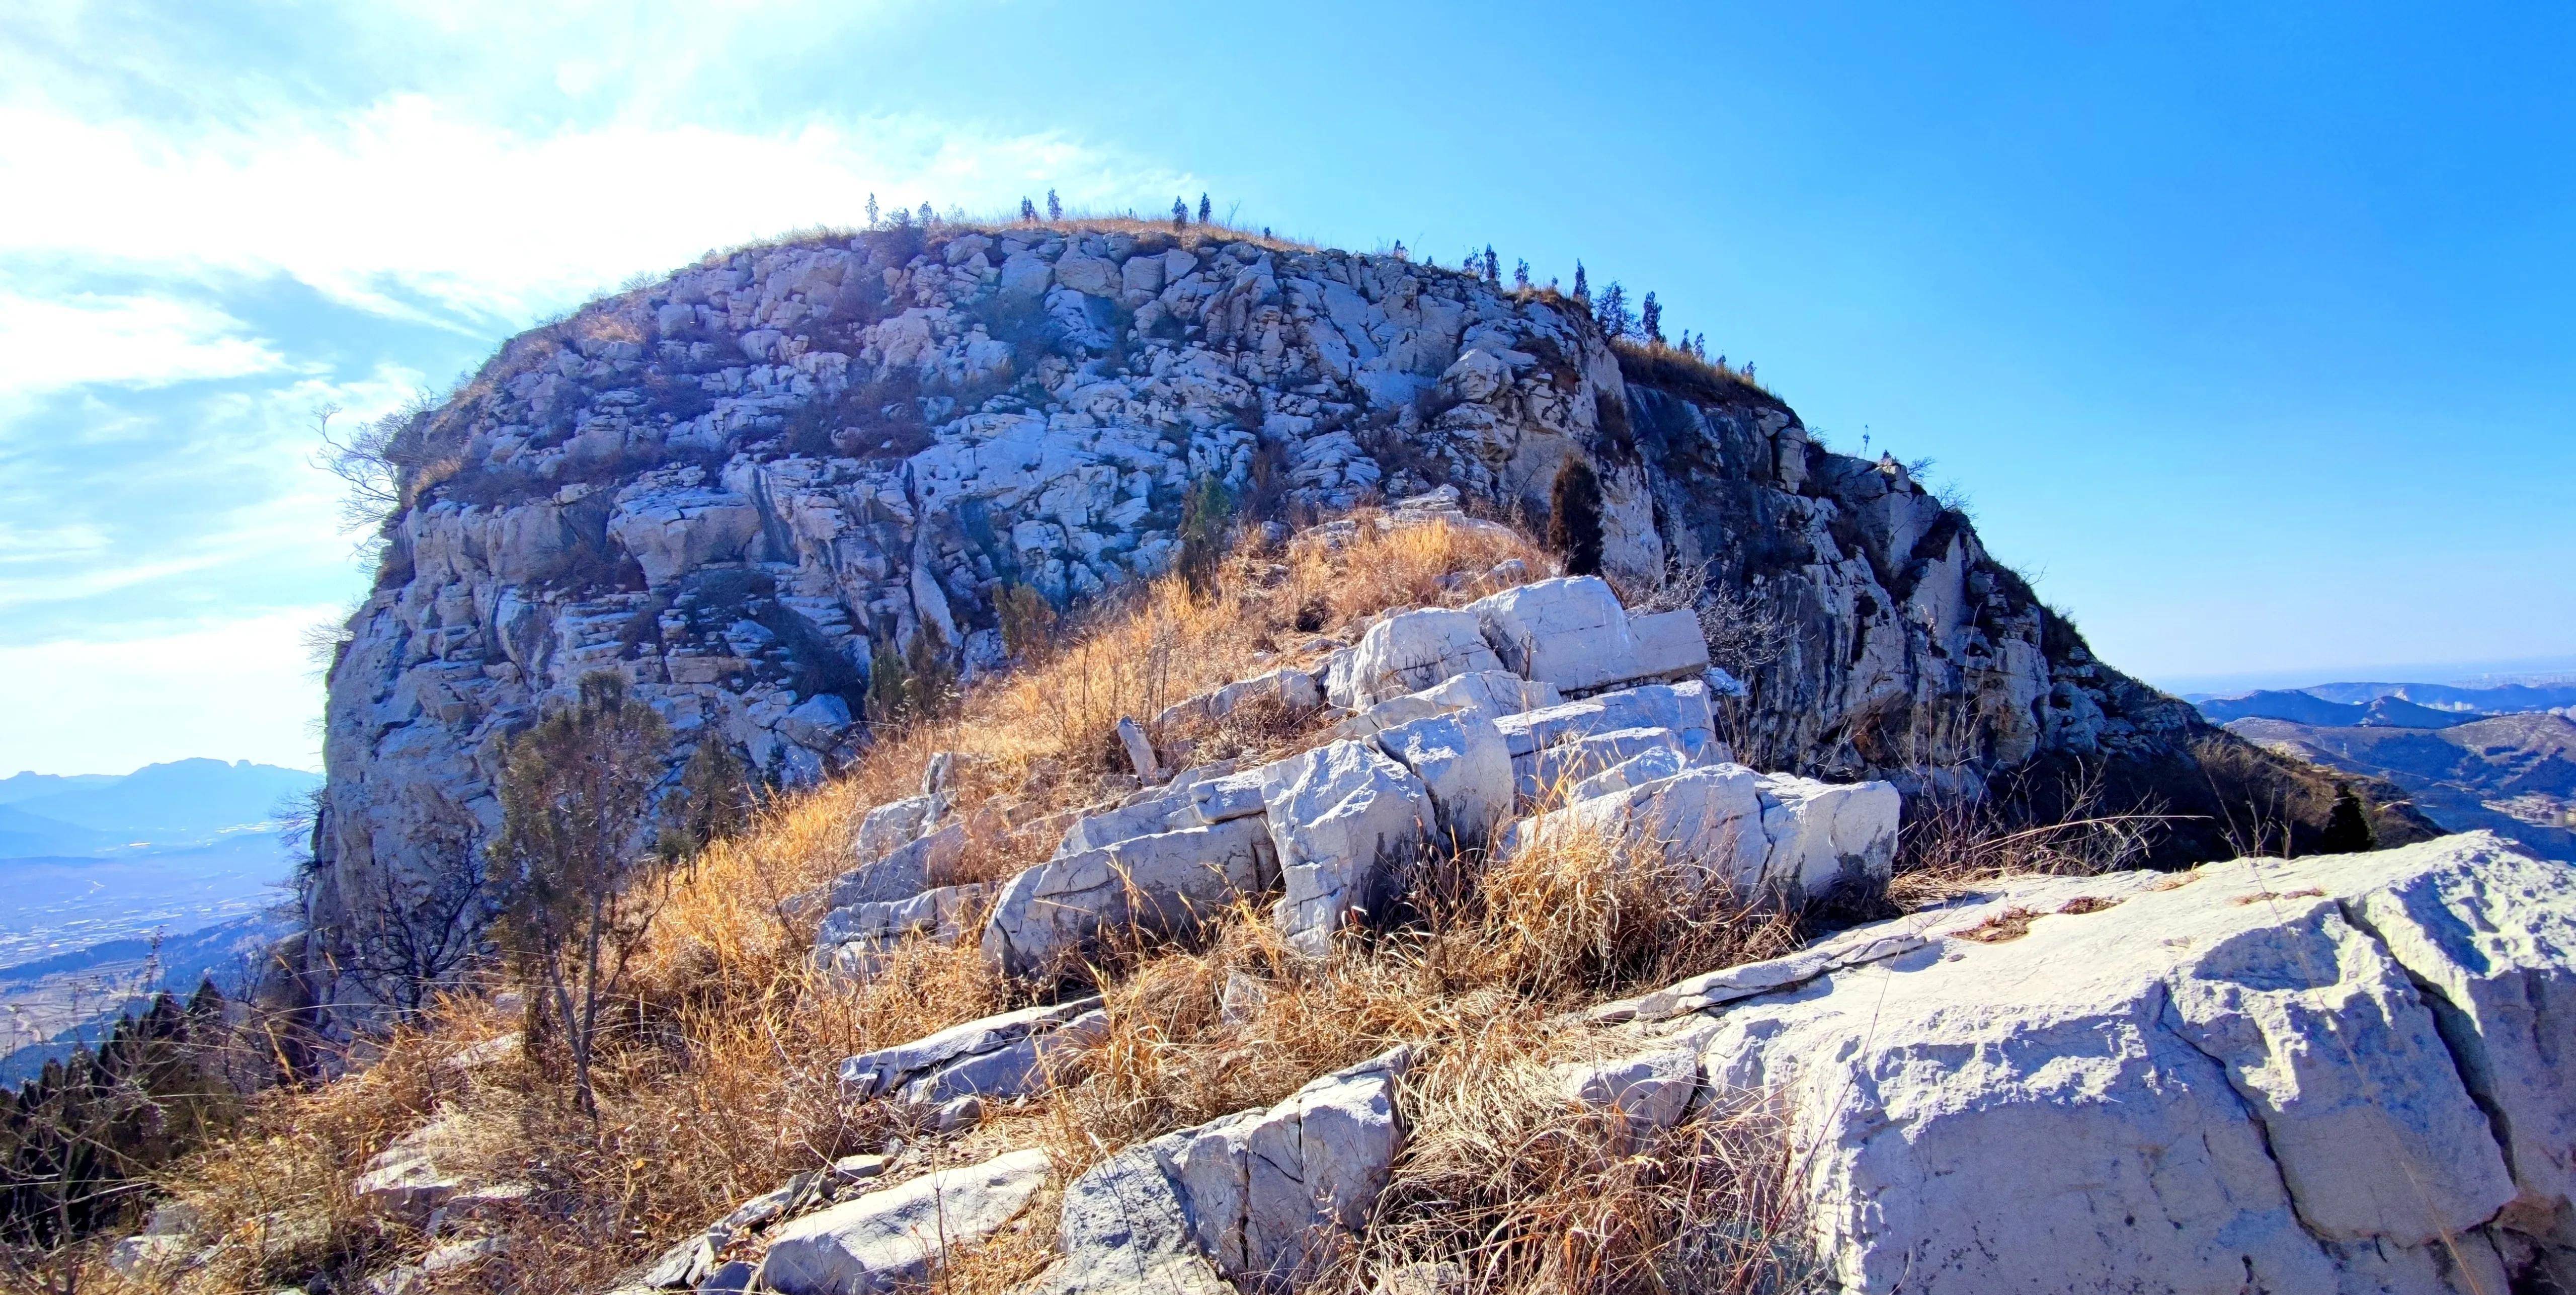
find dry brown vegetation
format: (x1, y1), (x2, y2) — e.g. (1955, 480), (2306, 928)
(88, 510), (2103, 1295)
(110, 514), (1806, 1295)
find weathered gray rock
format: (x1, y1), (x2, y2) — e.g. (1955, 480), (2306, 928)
(350, 1110), (474, 1223)
(1519, 725), (1694, 802)
(1157, 667), (1325, 731)
(755, 1148), (1050, 1295)
(1494, 681), (1719, 766)
(839, 997), (1102, 1102)
(824, 820), (967, 910)
(1171, 1048), (1413, 1287)
(1028, 1139), (1231, 1295)
(1036, 1048), (1411, 1292)
(1328, 608), (1506, 708)
(817, 882), (990, 976)
(1259, 740), (1432, 953)
(1628, 834), (2576, 1294)
(1554, 1046), (1700, 1138)
(1467, 577), (1707, 696)
(854, 794), (943, 865)
(984, 816), (1277, 978)
(1372, 711), (1514, 849)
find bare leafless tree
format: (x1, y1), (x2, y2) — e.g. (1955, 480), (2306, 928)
(340, 791), (492, 1022)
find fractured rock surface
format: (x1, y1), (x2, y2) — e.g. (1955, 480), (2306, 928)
(1592, 833), (2576, 1294)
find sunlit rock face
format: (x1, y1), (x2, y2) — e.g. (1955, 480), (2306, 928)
(295, 222), (2192, 1012)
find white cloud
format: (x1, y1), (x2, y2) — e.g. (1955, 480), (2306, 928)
(0, 292), (286, 396)
(0, 607), (340, 775)
(0, 94), (1191, 329)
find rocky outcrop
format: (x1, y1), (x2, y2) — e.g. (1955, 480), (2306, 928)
(299, 220), (2332, 1014)
(957, 576), (1889, 976)
(755, 1148), (1049, 1295)
(1585, 833), (2576, 1294)
(1030, 1048), (1412, 1294)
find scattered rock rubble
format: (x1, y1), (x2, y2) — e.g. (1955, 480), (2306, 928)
(556, 841), (2572, 1294)
(811, 574), (1902, 978)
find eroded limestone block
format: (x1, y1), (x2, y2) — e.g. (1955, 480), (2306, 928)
(1260, 740), (1431, 953)
(756, 1149), (1049, 1295)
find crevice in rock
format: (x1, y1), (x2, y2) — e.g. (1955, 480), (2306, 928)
(2150, 981), (2329, 1249)
(2337, 896), (2529, 1211)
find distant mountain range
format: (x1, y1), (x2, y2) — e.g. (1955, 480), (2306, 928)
(0, 759), (319, 858)
(2188, 679), (2576, 728)
(2194, 678), (2576, 860)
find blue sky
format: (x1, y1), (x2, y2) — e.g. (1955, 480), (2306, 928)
(2, 1), (2569, 775)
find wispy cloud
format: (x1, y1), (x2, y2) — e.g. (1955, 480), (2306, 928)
(0, 292), (286, 396)
(0, 95), (1191, 330)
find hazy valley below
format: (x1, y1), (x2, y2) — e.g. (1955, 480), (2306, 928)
(2192, 676), (2576, 860)
(0, 760), (315, 1084)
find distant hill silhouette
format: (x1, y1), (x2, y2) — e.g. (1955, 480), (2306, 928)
(0, 759), (318, 855)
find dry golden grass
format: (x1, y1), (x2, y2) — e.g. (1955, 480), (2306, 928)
(124, 516), (1563, 1295)
(1346, 1018), (1818, 1295)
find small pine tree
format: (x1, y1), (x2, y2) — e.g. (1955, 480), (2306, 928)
(1020, 196), (1037, 222)
(1483, 245), (1500, 282)
(488, 672), (672, 1118)
(867, 637), (911, 729)
(1046, 188), (1062, 220)
(1594, 281), (1634, 337)
(1173, 197), (1189, 229)
(1641, 291), (1664, 344)
(864, 193), (878, 227)
(1197, 193), (1212, 223)
(892, 204), (912, 228)
(904, 622), (958, 723)
(1177, 473), (1234, 595)
(657, 738), (753, 863)
(917, 201), (935, 226)
(1572, 261), (1589, 301)
(2317, 783), (2378, 854)
(996, 583), (1058, 662)
(1547, 459), (1605, 576)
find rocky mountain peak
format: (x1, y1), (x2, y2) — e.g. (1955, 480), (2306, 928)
(299, 219), (2371, 1015)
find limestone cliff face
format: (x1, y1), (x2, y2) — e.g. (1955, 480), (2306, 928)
(301, 222), (2226, 1004)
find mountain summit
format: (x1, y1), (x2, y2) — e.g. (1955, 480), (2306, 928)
(294, 219), (2389, 1018)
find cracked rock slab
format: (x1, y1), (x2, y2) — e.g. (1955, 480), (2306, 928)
(1674, 833), (2572, 1294)
(755, 1148), (1049, 1295)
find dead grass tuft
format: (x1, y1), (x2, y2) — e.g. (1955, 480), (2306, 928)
(1348, 1015), (1817, 1295)
(1955, 906), (2042, 944)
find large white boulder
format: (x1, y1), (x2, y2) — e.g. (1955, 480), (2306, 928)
(983, 816), (1276, 978)
(1260, 740), (1433, 953)
(1170, 1048), (1412, 1285)
(1615, 834), (2576, 1294)
(1497, 764), (1897, 904)
(756, 1148), (1050, 1295)
(1752, 773), (1901, 901)
(1373, 711), (1514, 851)
(1501, 764), (1772, 894)
(1328, 608), (1507, 709)
(1467, 577), (1709, 695)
